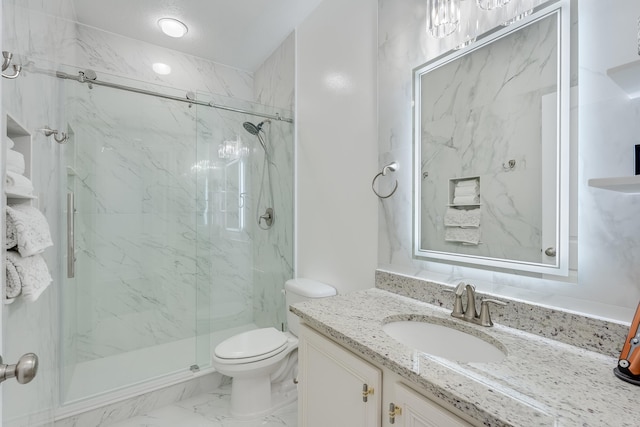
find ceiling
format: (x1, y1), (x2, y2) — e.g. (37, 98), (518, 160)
(72, 0), (323, 72)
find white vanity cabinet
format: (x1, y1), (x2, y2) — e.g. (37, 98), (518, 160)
(298, 324), (476, 427)
(298, 324), (382, 427)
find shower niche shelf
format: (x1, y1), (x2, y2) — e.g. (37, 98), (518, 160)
(588, 175), (640, 193)
(5, 114), (35, 202)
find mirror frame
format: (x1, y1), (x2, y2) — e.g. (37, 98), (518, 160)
(412, 0), (571, 276)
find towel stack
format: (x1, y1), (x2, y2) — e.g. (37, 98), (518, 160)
(452, 178), (480, 205)
(445, 178), (481, 245)
(5, 137), (34, 197)
(5, 204), (53, 303)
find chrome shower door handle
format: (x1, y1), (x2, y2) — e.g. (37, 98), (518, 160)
(0, 353), (38, 385)
(67, 192), (75, 278)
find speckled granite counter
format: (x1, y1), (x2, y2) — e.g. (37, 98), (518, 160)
(291, 289), (640, 427)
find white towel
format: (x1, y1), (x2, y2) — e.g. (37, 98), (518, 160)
(5, 137), (15, 149)
(6, 250), (52, 302)
(5, 171), (34, 197)
(453, 195), (480, 204)
(454, 185), (479, 197)
(444, 207), (481, 227)
(6, 204), (53, 257)
(445, 227), (481, 245)
(7, 149), (25, 174)
(455, 179), (478, 187)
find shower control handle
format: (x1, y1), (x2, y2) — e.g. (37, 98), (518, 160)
(259, 207), (274, 227)
(0, 353), (38, 385)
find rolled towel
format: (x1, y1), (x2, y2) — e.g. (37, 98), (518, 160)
(6, 204), (53, 257)
(5, 171), (34, 197)
(7, 149), (25, 174)
(455, 179), (478, 187)
(6, 250), (52, 302)
(444, 207), (481, 227)
(5, 137), (15, 149)
(454, 185), (479, 197)
(445, 227), (481, 245)
(453, 195), (480, 204)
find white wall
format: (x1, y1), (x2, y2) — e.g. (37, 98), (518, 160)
(296, 0), (378, 294)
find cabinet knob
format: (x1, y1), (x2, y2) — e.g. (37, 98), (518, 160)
(362, 383), (374, 402)
(389, 402), (402, 424)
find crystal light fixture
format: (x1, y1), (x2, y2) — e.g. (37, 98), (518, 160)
(427, 0), (461, 39)
(501, 0), (534, 26)
(476, 0), (511, 11)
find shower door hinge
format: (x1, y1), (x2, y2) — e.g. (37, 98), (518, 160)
(190, 364), (200, 373)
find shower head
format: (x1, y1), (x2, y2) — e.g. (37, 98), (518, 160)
(242, 120), (270, 136)
(242, 120), (270, 154)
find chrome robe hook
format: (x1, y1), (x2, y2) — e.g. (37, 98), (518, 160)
(2, 51), (22, 79)
(39, 127), (69, 144)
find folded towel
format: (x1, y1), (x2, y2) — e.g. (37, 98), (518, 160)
(5, 171), (34, 197)
(5, 137), (15, 149)
(453, 195), (480, 204)
(454, 185), (479, 197)
(7, 149), (25, 175)
(444, 207), (481, 227)
(445, 227), (481, 245)
(455, 179), (478, 188)
(6, 250), (52, 302)
(6, 204), (53, 257)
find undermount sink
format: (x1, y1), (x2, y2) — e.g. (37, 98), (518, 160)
(382, 320), (507, 363)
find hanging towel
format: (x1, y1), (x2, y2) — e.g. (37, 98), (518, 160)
(5, 137), (15, 149)
(455, 179), (478, 187)
(445, 227), (481, 245)
(6, 149), (25, 175)
(5, 250), (52, 302)
(444, 207), (481, 227)
(6, 204), (53, 256)
(453, 195), (480, 204)
(5, 171), (34, 197)
(454, 185), (479, 197)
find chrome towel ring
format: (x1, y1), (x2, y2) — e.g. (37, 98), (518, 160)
(372, 162), (398, 199)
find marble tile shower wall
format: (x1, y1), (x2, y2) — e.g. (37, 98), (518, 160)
(378, 0), (640, 321)
(2, 0), (75, 424)
(252, 33), (295, 329)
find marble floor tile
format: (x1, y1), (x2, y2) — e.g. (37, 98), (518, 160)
(109, 384), (297, 427)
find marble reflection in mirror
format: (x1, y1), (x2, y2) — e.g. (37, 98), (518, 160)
(414, 3), (570, 275)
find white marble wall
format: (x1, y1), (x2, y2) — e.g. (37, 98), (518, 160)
(252, 33), (295, 329)
(2, 0), (76, 425)
(378, 0), (640, 322)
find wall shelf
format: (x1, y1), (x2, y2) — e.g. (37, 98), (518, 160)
(607, 60), (640, 99)
(588, 175), (640, 193)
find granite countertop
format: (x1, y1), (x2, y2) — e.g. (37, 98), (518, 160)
(290, 288), (639, 427)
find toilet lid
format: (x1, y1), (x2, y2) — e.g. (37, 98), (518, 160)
(214, 327), (288, 360)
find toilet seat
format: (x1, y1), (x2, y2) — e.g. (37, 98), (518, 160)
(214, 327), (289, 364)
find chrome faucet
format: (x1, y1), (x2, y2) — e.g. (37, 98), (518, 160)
(445, 282), (506, 327)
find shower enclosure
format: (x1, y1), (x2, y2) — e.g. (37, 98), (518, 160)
(60, 67), (294, 404)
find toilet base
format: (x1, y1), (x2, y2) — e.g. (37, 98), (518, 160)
(229, 374), (297, 419)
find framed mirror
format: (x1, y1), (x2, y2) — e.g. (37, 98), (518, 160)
(413, 1), (570, 276)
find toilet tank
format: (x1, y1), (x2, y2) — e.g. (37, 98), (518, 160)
(285, 278), (336, 336)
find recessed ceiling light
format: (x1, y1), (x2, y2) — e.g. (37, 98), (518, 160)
(158, 18), (188, 38)
(152, 62), (172, 75)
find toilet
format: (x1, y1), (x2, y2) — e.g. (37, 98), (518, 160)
(211, 278), (336, 419)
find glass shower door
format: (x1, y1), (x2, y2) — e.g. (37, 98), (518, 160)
(61, 71), (202, 404)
